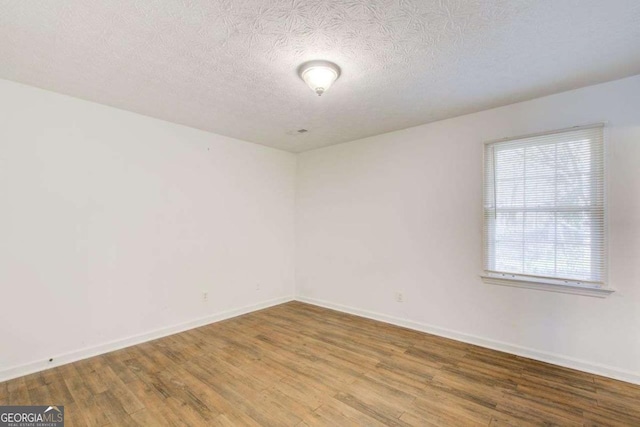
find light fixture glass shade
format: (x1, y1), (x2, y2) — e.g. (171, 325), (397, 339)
(299, 60), (341, 96)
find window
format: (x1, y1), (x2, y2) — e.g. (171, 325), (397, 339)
(482, 124), (612, 296)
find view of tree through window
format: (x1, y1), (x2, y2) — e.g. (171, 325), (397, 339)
(484, 126), (605, 285)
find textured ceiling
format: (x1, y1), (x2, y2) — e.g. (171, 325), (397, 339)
(1, 1), (639, 152)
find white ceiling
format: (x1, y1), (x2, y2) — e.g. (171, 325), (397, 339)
(1, 1), (639, 153)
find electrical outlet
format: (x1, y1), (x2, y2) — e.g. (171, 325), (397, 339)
(256, 283), (261, 291)
(202, 291), (208, 302)
(395, 292), (404, 303)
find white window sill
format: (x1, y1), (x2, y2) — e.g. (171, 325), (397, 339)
(481, 274), (614, 298)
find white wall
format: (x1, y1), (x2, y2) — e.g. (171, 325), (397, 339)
(3, 74), (639, 385)
(0, 79), (296, 379)
(296, 75), (640, 383)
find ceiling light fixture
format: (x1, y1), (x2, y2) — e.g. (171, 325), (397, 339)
(298, 60), (341, 96)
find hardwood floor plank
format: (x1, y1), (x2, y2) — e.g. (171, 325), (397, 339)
(333, 392), (410, 427)
(400, 404), (485, 427)
(376, 357), (436, 384)
(363, 363), (430, 396)
(488, 414), (539, 427)
(213, 412), (262, 427)
(412, 387), (496, 424)
(23, 371), (47, 390)
(595, 375), (640, 399)
(495, 392), (582, 426)
(346, 375), (416, 409)
(583, 407), (640, 427)
(26, 383), (52, 405)
(5, 378), (29, 405)
(102, 350), (139, 384)
(0, 381), (7, 403)
(94, 389), (133, 425)
(521, 362), (597, 392)
(62, 401), (91, 427)
(514, 380), (597, 413)
(45, 376), (76, 406)
(107, 375), (145, 415)
(126, 379), (186, 426)
(272, 375), (327, 412)
(304, 398), (388, 427)
(129, 408), (165, 426)
(162, 395), (210, 426)
(1, 301), (638, 426)
(516, 372), (598, 401)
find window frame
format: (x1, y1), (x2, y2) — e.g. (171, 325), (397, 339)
(481, 124), (613, 297)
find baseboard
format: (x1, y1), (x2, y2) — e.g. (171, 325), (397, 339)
(0, 296), (294, 383)
(5, 294), (638, 386)
(295, 296), (640, 386)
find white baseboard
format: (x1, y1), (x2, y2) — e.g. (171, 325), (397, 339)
(4, 294), (639, 387)
(295, 296), (640, 386)
(0, 296), (293, 383)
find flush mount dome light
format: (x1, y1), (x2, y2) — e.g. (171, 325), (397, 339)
(298, 60), (341, 96)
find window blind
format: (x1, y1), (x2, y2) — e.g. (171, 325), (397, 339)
(483, 124), (605, 287)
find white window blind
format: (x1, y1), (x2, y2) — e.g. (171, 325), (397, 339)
(483, 124), (606, 290)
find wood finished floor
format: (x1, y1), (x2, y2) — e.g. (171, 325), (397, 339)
(2, 301), (639, 426)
